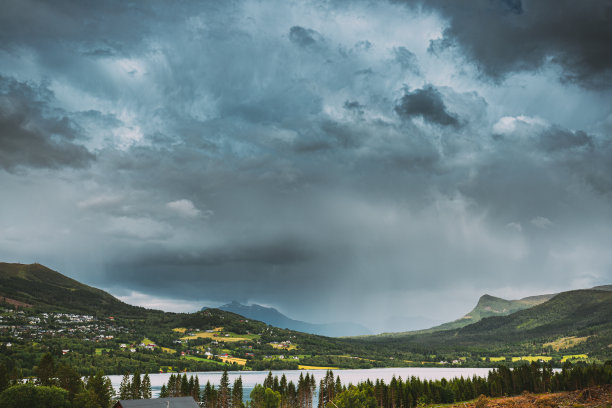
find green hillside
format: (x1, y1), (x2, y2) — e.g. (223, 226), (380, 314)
(367, 289), (612, 360)
(0, 262), (148, 317)
(454, 289), (612, 342)
(1, 262), (611, 375)
(424, 293), (555, 332)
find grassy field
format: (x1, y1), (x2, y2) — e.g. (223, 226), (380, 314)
(543, 336), (589, 351)
(269, 342), (297, 351)
(338, 355), (376, 362)
(179, 327), (259, 343)
(95, 348), (110, 355)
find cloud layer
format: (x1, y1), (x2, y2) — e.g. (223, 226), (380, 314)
(0, 0), (611, 332)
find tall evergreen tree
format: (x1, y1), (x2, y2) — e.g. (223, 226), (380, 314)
(35, 353), (56, 386)
(219, 369), (232, 408)
(142, 373), (152, 399)
(192, 376), (200, 402)
(85, 370), (114, 408)
(0, 363), (9, 393)
(181, 373), (189, 397)
(131, 372), (142, 399)
(232, 376), (244, 408)
(119, 373), (131, 400)
(56, 364), (83, 402)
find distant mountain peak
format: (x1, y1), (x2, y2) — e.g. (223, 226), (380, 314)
(202, 301), (371, 337)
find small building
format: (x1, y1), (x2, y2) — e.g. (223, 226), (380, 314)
(114, 396), (199, 408)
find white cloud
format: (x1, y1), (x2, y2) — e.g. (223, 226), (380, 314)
(493, 115), (547, 134)
(166, 199), (202, 218)
(506, 222), (523, 232)
(114, 290), (204, 313)
(531, 216), (553, 229)
(104, 216), (170, 240)
(77, 195), (122, 210)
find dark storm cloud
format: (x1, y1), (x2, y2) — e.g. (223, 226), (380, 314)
(0, 0), (611, 328)
(289, 26), (322, 48)
(395, 85), (459, 127)
(423, 0), (612, 87)
(0, 76), (94, 171)
(393, 46), (420, 74)
(537, 127), (594, 153)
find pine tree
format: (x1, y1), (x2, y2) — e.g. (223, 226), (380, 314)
(181, 373), (189, 396)
(86, 370), (114, 408)
(192, 375), (200, 402)
(131, 372), (142, 399)
(119, 373), (131, 400)
(232, 376), (244, 408)
(264, 371), (274, 389)
(202, 381), (218, 408)
(142, 373), (152, 399)
(160, 384), (168, 398)
(219, 369), (232, 408)
(189, 375), (195, 397)
(36, 353), (56, 386)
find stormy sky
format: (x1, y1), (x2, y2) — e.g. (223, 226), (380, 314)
(1, 0), (611, 333)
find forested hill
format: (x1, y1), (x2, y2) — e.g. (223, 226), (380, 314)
(0, 262), (147, 317)
(454, 289), (612, 342)
(366, 289), (612, 355)
(417, 292), (555, 333)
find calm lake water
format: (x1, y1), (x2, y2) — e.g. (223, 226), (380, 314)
(109, 367), (493, 401)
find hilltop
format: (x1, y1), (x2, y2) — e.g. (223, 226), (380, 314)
(203, 301), (371, 337)
(0, 262), (145, 317)
(366, 288), (612, 362)
(420, 292), (555, 333)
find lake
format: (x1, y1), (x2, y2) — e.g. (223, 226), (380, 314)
(108, 367), (494, 401)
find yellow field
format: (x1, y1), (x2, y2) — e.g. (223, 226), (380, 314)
(543, 336), (589, 351)
(181, 332), (250, 342)
(220, 356), (247, 366)
(142, 338), (155, 345)
(174, 326), (223, 333)
(298, 365), (339, 370)
(511, 356), (552, 362)
(269, 343), (297, 351)
(161, 347), (176, 353)
(561, 354), (588, 362)
(481, 357), (506, 362)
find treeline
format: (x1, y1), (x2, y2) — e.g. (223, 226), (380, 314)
(189, 362), (610, 408)
(0, 353), (114, 408)
(157, 371), (246, 407)
(156, 370), (318, 408)
(322, 361), (612, 408)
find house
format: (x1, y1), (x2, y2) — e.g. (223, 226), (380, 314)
(113, 396), (199, 408)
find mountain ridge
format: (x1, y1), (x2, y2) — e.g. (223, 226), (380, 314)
(202, 300), (372, 337)
(0, 262), (146, 316)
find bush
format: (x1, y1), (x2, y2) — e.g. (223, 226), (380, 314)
(475, 394), (489, 408)
(0, 384), (70, 408)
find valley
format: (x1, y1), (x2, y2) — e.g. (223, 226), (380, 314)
(1, 262), (611, 379)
